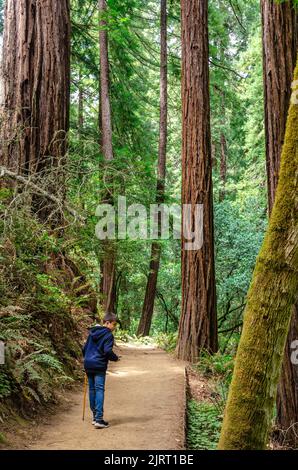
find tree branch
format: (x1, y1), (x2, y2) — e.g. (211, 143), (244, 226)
(0, 166), (86, 223)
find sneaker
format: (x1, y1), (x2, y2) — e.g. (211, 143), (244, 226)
(92, 419), (96, 425)
(94, 419), (109, 429)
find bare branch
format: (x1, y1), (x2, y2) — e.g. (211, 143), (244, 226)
(0, 166), (86, 223)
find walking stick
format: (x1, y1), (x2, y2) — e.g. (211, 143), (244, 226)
(82, 373), (88, 421)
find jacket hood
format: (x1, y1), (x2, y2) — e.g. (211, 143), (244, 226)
(89, 326), (110, 343)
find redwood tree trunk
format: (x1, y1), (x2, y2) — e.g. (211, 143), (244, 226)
(137, 0), (168, 337)
(99, 0), (116, 313)
(277, 306), (298, 446)
(0, 0), (70, 214)
(261, 0), (297, 214)
(261, 0), (298, 447)
(176, 0), (217, 361)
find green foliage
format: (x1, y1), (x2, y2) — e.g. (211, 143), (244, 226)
(0, 205), (94, 408)
(187, 400), (222, 450)
(114, 329), (155, 345)
(0, 371), (12, 399)
(196, 352), (234, 382)
(154, 332), (177, 352)
(0, 432), (9, 445)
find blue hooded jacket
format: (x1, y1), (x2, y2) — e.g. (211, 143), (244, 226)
(82, 325), (119, 373)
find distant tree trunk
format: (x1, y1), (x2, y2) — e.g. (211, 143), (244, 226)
(218, 58), (298, 450)
(99, 0), (116, 313)
(137, 0), (168, 337)
(211, 141), (217, 168)
(0, 0), (70, 221)
(78, 70), (84, 131)
(261, 0), (298, 447)
(219, 132), (227, 201)
(176, 0), (217, 361)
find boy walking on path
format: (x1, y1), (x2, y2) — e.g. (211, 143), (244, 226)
(82, 313), (119, 429)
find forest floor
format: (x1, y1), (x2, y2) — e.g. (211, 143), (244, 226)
(1, 343), (186, 450)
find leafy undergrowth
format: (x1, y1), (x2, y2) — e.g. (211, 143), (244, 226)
(187, 400), (222, 450)
(114, 330), (178, 352)
(186, 351), (234, 450)
(0, 200), (98, 424)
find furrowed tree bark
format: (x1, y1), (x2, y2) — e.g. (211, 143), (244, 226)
(261, 0), (297, 214)
(261, 0), (298, 447)
(0, 0), (70, 223)
(176, 0), (217, 361)
(99, 0), (116, 313)
(218, 59), (298, 450)
(277, 305), (298, 446)
(137, 0), (168, 337)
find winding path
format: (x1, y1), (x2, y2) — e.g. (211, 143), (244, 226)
(27, 344), (186, 450)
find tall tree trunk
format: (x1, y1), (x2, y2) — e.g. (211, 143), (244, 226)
(0, 0), (70, 222)
(261, 0), (298, 447)
(262, 0), (297, 214)
(176, 0), (217, 361)
(218, 58), (298, 450)
(137, 0), (168, 337)
(99, 0), (116, 313)
(78, 70), (84, 131)
(211, 141), (217, 168)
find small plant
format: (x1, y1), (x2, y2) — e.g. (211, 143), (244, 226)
(195, 351), (234, 383)
(154, 332), (178, 352)
(187, 399), (222, 450)
(0, 371), (13, 399)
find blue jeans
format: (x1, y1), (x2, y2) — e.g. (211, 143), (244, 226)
(87, 372), (106, 422)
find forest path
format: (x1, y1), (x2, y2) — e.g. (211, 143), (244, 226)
(26, 344), (186, 450)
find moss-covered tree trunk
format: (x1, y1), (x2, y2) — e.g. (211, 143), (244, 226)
(218, 59), (298, 450)
(176, 0), (217, 361)
(261, 0), (298, 447)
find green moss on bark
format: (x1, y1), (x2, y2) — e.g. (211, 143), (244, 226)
(218, 57), (298, 450)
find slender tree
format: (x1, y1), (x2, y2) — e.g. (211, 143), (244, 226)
(98, 0), (116, 313)
(137, 0), (168, 337)
(261, 0), (298, 446)
(176, 0), (217, 361)
(218, 58), (298, 450)
(0, 0), (70, 220)
(219, 132), (227, 201)
(78, 70), (84, 131)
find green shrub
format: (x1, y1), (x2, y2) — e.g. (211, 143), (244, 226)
(0, 208), (91, 410)
(0, 371), (13, 399)
(154, 332), (177, 352)
(187, 400), (222, 450)
(195, 351), (234, 382)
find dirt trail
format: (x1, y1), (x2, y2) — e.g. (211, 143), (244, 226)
(26, 344), (186, 450)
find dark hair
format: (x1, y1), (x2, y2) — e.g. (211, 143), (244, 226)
(103, 312), (118, 323)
